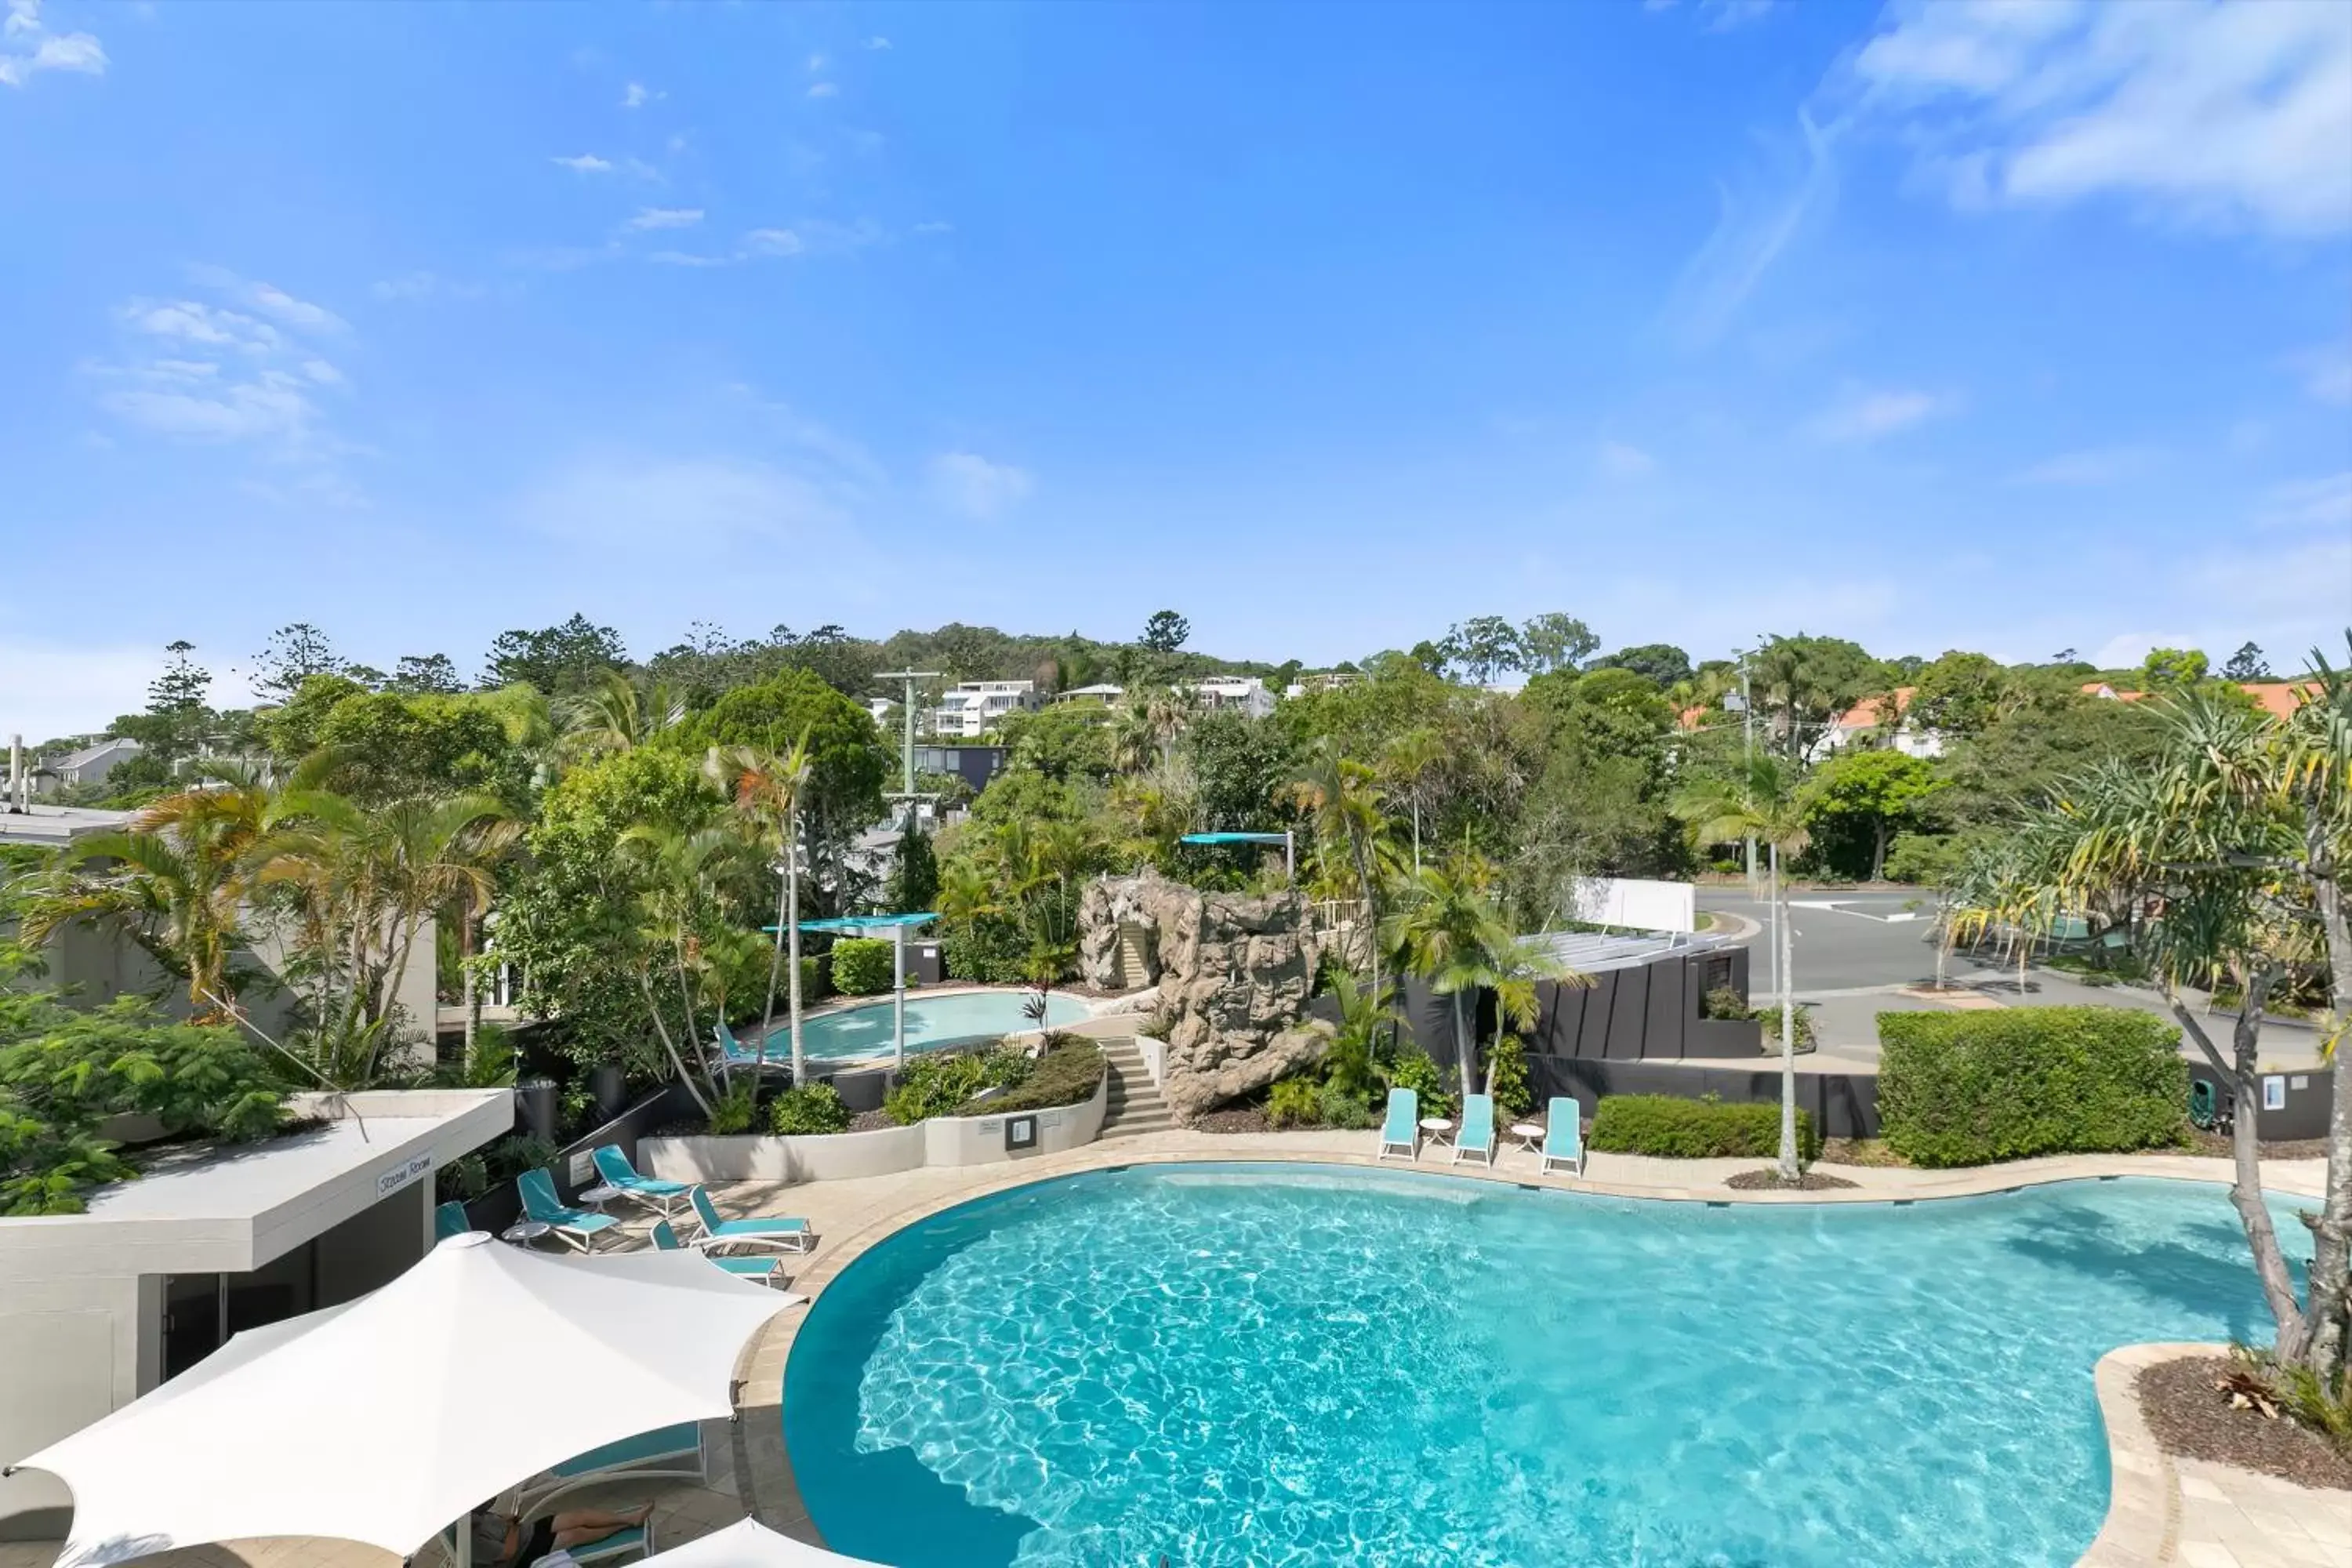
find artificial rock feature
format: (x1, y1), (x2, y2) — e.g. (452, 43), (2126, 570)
(1078, 871), (1334, 1120)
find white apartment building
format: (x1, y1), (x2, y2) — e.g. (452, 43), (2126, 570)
(931, 680), (1042, 739)
(1181, 675), (1276, 719)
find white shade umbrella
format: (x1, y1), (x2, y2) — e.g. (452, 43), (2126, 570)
(643, 1519), (885, 1568)
(9, 1232), (789, 1568)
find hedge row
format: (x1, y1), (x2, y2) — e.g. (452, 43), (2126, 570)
(1877, 1006), (2187, 1168)
(1588, 1094), (1820, 1161)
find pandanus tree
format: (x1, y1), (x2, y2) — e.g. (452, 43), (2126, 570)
(2020, 669), (2351, 1384)
(705, 736), (815, 1082)
(1673, 755), (1813, 1182)
(25, 773), (275, 1021)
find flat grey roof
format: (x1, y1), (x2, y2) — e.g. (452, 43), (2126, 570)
(0, 803), (135, 848)
(1522, 928), (1737, 976)
(0, 1089), (510, 1276)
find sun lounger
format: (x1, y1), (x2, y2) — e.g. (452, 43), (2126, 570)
(591, 1144), (691, 1218)
(1541, 1096), (1586, 1177)
(514, 1423), (706, 1515)
(688, 1185), (813, 1253)
(567, 1526), (654, 1568)
(1377, 1087), (1418, 1161)
(1454, 1093), (1496, 1166)
(517, 1167), (619, 1252)
(652, 1220), (806, 1297)
(434, 1200), (473, 1242)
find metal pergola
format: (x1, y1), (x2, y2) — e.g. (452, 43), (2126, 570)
(1178, 830), (1295, 880)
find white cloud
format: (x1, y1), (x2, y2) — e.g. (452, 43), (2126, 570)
(621, 81), (659, 109)
(806, 53), (828, 72)
(552, 153), (614, 173)
(2290, 342), (2352, 406)
(1702, 0), (1777, 31)
(625, 206), (702, 231)
(1596, 440), (1658, 479)
(2091, 631), (2200, 670)
(929, 452), (1033, 519)
(89, 272), (358, 496)
(371, 270), (485, 303)
(1805, 386), (1954, 442)
(0, 0), (104, 89)
(2257, 472), (2352, 532)
(865, 35), (891, 50)
(518, 456), (856, 550)
(1662, 109), (1838, 348)
(806, 82), (838, 100)
(648, 250), (728, 267)
(1850, 0), (2352, 236)
(2010, 446), (2155, 486)
(741, 227), (805, 257)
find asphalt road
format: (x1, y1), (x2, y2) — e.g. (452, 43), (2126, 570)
(1697, 887), (1947, 994)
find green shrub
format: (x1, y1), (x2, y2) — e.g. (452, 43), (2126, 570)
(1384, 1048), (1454, 1120)
(1705, 985), (1816, 1050)
(964, 1038), (1102, 1115)
(1878, 1007), (2188, 1168)
(831, 938), (895, 996)
(706, 1084), (758, 1135)
(884, 1052), (989, 1124)
(941, 913), (1031, 984)
(1486, 1033), (1534, 1118)
(769, 1083), (851, 1135)
(978, 1044), (1035, 1093)
(1588, 1094), (1820, 1161)
(1267, 1076), (1322, 1127)
(1316, 1080), (1376, 1130)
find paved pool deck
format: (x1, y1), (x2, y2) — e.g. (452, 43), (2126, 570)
(0, 1134), (2336, 1568)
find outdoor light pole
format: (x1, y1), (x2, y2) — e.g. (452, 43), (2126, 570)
(892, 923), (907, 1071)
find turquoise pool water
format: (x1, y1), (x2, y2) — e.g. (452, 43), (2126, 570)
(738, 990), (1093, 1063)
(782, 1165), (2315, 1568)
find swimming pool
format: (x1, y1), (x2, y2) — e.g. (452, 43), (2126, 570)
(741, 989), (1094, 1064)
(783, 1164), (2314, 1568)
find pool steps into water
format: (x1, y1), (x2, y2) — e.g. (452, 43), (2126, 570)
(1098, 1036), (1174, 1139)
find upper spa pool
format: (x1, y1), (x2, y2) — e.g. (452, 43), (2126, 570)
(736, 990), (1093, 1064)
(782, 1163), (2314, 1567)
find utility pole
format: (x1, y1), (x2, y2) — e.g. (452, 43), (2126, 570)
(1740, 652), (1758, 900)
(873, 670), (941, 800)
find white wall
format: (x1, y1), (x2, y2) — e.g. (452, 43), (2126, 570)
(0, 1274), (157, 1535)
(643, 1074), (1106, 1184)
(1566, 877), (1696, 934)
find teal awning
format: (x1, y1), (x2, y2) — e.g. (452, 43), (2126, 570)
(762, 911), (939, 933)
(1180, 832), (1289, 846)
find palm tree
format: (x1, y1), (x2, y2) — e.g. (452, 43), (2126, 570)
(562, 669), (684, 760)
(1381, 728), (1446, 874)
(705, 737), (815, 1081)
(1674, 756), (1813, 1181)
(256, 788), (521, 1085)
(1383, 853), (1509, 1091)
(1282, 740), (1396, 1019)
(25, 773), (274, 1019)
(614, 820), (752, 1117)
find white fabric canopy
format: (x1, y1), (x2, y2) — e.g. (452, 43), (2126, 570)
(641, 1519), (885, 1568)
(12, 1232), (789, 1567)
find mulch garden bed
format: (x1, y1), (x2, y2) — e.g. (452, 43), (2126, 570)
(1192, 1107), (1272, 1134)
(2136, 1356), (2352, 1492)
(2184, 1130), (2332, 1160)
(1725, 1168), (1860, 1191)
(846, 1109), (893, 1134)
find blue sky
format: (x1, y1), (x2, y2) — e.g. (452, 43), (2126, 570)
(3, 0), (2348, 736)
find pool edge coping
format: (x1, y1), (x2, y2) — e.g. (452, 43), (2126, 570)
(731, 1144), (2328, 1563)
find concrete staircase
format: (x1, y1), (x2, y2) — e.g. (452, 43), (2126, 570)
(1098, 1036), (1174, 1140)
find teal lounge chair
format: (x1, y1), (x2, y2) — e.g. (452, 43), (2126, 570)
(516, 1421), (707, 1514)
(591, 1144), (691, 1218)
(1541, 1096), (1585, 1177)
(517, 1167), (618, 1252)
(1454, 1093), (1496, 1166)
(688, 1185), (813, 1253)
(434, 1200), (473, 1242)
(652, 1220), (806, 1295)
(1377, 1088), (1419, 1161)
